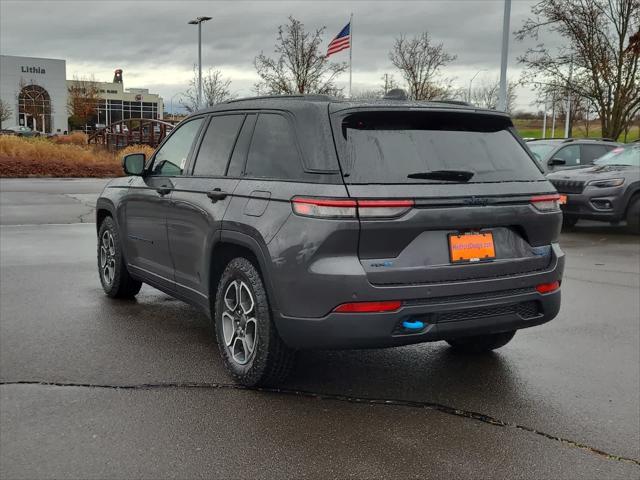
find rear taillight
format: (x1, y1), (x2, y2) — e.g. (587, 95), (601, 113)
(291, 197), (414, 219)
(291, 197), (356, 218)
(536, 281), (560, 294)
(333, 300), (402, 313)
(531, 194), (561, 212)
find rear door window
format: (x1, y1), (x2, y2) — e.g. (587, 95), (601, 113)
(334, 111), (544, 183)
(580, 144), (613, 163)
(245, 113), (303, 179)
(192, 114), (245, 176)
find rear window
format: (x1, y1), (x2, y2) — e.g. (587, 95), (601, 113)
(335, 111), (544, 184)
(527, 142), (557, 162)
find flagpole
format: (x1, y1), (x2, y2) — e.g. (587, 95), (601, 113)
(349, 12), (353, 98)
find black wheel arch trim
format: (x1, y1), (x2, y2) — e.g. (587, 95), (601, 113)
(218, 229), (279, 311)
(95, 198), (117, 232)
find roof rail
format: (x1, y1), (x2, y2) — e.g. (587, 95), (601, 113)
(527, 137), (566, 142)
(223, 94), (338, 104)
(430, 99), (474, 107)
(562, 137), (617, 143)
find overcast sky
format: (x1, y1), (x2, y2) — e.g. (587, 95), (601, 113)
(0, 0), (559, 112)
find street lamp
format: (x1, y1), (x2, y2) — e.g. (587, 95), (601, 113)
(188, 16), (212, 110)
(468, 69), (487, 103)
(498, 0), (512, 111)
(169, 92), (182, 119)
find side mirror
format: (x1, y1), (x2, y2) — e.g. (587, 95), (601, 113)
(122, 153), (146, 176)
(548, 157), (566, 166)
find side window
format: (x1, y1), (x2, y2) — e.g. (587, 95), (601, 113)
(151, 118), (203, 176)
(192, 115), (245, 176)
(245, 113), (303, 179)
(581, 145), (612, 163)
(554, 145), (581, 167)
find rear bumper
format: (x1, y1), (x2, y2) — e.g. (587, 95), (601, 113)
(274, 245), (564, 350)
(276, 289), (560, 350)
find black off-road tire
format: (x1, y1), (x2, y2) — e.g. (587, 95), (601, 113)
(562, 216), (578, 229)
(626, 197), (640, 234)
(446, 331), (516, 353)
(214, 257), (295, 387)
(97, 216), (142, 298)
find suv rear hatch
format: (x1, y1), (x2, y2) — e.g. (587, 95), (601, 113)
(330, 107), (561, 286)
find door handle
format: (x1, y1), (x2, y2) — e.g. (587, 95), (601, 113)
(207, 188), (228, 202)
(156, 187), (171, 196)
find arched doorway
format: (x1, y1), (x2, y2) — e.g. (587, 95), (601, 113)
(18, 84), (52, 133)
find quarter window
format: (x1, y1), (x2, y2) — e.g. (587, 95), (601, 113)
(193, 115), (245, 176)
(151, 118), (203, 176)
(245, 113), (302, 179)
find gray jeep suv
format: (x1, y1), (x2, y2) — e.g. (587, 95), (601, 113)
(547, 143), (640, 230)
(526, 138), (620, 173)
(96, 95), (565, 386)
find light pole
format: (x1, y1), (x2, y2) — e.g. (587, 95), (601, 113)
(468, 69), (487, 104)
(188, 16), (212, 110)
(498, 0), (512, 111)
(169, 92), (182, 119)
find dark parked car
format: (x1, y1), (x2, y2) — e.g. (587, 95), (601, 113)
(527, 138), (620, 173)
(96, 95), (565, 386)
(1, 125), (39, 137)
(547, 143), (640, 231)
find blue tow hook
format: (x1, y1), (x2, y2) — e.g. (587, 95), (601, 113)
(402, 320), (424, 330)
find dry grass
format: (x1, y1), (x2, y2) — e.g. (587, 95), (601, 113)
(0, 135), (155, 177)
(53, 132), (89, 145)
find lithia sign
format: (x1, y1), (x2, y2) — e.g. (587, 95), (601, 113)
(20, 66), (46, 74)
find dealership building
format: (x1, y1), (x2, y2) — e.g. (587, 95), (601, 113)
(0, 55), (164, 134)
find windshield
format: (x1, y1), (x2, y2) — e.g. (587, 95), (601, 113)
(527, 143), (556, 162)
(594, 145), (640, 167)
(334, 111), (544, 184)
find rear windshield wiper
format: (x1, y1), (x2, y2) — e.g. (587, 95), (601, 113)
(407, 170), (475, 182)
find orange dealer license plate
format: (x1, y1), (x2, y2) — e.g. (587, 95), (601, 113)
(449, 232), (496, 263)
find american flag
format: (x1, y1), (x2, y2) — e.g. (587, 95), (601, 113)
(326, 22), (351, 57)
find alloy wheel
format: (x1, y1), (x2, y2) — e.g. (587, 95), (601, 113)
(221, 280), (258, 365)
(100, 230), (116, 286)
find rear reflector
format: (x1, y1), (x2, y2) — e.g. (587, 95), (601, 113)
(357, 199), (415, 218)
(333, 300), (402, 313)
(531, 194), (561, 212)
(291, 197), (414, 219)
(536, 281), (560, 294)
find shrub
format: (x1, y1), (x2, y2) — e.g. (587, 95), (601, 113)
(53, 132), (88, 145)
(0, 136), (157, 177)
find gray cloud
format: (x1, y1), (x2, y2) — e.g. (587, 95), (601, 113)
(1, 0), (560, 110)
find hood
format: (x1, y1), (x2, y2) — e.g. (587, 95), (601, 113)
(547, 164), (639, 182)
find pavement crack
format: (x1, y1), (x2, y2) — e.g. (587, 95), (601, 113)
(2, 380), (639, 467)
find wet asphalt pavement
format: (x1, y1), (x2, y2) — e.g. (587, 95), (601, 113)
(1, 178), (639, 479)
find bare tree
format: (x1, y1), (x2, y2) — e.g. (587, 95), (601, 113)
(389, 32), (456, 100)
(380, 73), (399, 95)
(350, 73), (402, 100)
(67, 75), (100, 129)
(516, 0), (640, 140)
(534, 82), (591, 137)
(254, 16), (348, 95)
(471, 78), (518, 112)
(182, 67), (235, 113)
(0, 99), (12, 128)
(350, 89), (382, 100)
